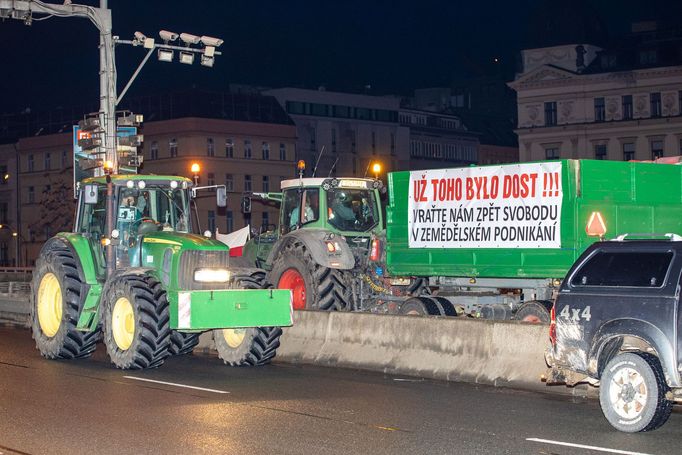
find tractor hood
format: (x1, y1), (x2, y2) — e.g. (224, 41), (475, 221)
(141, 230), (228, 251)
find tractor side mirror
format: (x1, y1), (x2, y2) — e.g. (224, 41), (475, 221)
(83, 184), (98, 204)
(217, 187), (227, 207)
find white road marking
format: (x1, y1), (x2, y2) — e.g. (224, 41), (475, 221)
(124, 376), (230, 394)
(527, 438), (654, 455)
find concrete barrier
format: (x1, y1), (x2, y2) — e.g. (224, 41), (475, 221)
(198, 310), (558, 393)
(0, 296), (30, 327)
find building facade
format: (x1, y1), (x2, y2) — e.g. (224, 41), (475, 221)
(4, 92), (297, 266)
(509, 27), (682, 162)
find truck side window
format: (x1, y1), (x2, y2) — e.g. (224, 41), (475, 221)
(570, 251), (673, 288)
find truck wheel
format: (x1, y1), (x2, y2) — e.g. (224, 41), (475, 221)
(399, 297), (440, 316)
(514, 300), (552, 324)
(31, 245), (99, 359)
(599, 352), (673, 432)
(213, 273), (283, 366)
(268, 241), (350, 311)
(102, 275), (171, 369)
(168, 332), (200, 356)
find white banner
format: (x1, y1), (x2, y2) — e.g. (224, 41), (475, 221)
(408, 162), (563, 248)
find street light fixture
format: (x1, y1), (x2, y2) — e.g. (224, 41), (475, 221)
(157, 48), (174, 62)
(179, 51), (195, 65)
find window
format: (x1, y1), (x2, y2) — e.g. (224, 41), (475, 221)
(61, 150), (68, 168)
(594, 98), (605, 122)
(43, 152), (50, 170)
(28, 154), (34, 172)
(390, 133), (396, 156)
(207, 172), (215, 186)
(279, 143), (286, 161)
(226, 210), (233, 233)
(262, 211), (269, 230)
(262, 142), (270, 160)
(371, 131), (376, 155)
(651, 93), (661, 118)
(545, 147), (559, 160)
(244, 175), (252, 192)
(225, 138), (234, 158)
(150, 141), (158, 160)
(331, 128), (337, 154)
(169, 138), (178, 157)
(570, 251), (672, 287)
(0, 166), (6, 185)
(244, 140), (252, 159)
(262, 176), (269, 193)
(28, 186), (35, 203)
(622, 95), (633, 120)
(225, 174), (234, 192)
(208, 210), (215, 233)
(623, 143), (635, 161)
(207, 138), (215, 156)
(544, 102), (557, 126)
(639, 49), (657, 65)
(594, 144), (607, 160)
(310, 128), (316, 152)
(0, 202), (7, 221)
(651, 139), (664, 160)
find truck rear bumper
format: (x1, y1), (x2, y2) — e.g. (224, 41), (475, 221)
(167, 289), (293, 330)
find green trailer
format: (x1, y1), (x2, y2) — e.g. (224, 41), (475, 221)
(379, 159), (682, 321)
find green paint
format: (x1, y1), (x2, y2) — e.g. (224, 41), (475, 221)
(166, 289), (293, 329)
(386, 159), (682, 279)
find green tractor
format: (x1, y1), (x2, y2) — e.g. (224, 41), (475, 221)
(243, 175), (421, 312)
(31, 174), (292, 369)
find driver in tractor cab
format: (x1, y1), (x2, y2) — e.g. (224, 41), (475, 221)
(330, 191), (355, 225)
(117, 189), (148, 266)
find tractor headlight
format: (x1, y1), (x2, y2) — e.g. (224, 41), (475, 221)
(194, 268), (231, 283)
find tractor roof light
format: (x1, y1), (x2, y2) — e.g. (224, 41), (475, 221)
(137, 180), (146, 189)
(170, 180), (178, 189)
(297, 160), (306, 171)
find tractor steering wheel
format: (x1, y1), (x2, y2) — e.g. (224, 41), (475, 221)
(132, 217), (162, 235)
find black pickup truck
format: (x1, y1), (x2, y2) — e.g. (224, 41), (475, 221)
(545, 237), (682, 432)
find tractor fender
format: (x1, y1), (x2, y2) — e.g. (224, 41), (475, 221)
(52, 233), (99, 285)
(100, 267), (156, 299)
(266, 229), (355, 270)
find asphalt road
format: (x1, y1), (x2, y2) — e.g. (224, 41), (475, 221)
(1, 325), (681, 455)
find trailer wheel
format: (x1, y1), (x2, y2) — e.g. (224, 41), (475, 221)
(213, 273), (283, 366)
(399, 297), (440, 316)
(514, 300), (552, 324)
(31, 244), (99, 359)
(168, 332), (200, 356)
(268, 241), (350, 311)
(599, 352), (673, 432)
(102, 275), (171, 369)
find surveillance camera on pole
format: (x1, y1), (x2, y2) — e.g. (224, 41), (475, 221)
(180, 33), (201, 45)
(200, 36), (223, 47)
(159, 30), (179, 43)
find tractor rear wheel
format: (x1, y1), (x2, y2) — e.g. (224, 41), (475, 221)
(268, 241), (351, 311)
(31, 243), (99, 359)
(102, 275), (171, 369)
(213, 273), (283, 366)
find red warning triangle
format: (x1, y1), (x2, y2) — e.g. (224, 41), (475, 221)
(585, 212), (607, 237)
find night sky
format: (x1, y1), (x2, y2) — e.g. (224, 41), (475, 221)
(0, 0), (679, 113)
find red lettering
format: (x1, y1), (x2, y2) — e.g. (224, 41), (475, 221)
(466, 177), (474, 200)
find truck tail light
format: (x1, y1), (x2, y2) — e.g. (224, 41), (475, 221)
(549, 303), (557, 346)
(585, 211), (607, 237)
(369, 238), (380, 262)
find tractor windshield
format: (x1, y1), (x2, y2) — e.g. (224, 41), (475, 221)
(326, 188), (379, 232)
(117, 186), (191, 234)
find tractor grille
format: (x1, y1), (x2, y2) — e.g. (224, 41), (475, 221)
(178, 250), (231, 290)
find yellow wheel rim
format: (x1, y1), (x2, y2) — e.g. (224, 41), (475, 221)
(222, 328), (246, 348)
(37, 273), (63, 337)
(112, 297), (135, 351)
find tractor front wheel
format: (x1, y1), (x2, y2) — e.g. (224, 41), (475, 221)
(213, 273), (282, 366)
(102, 275), (171, 369)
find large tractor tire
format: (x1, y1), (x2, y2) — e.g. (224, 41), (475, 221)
(268, 240), (351, 311)
(31, 243), (99, 359)
(101, 275), (171, 369)
(168, 332), (200, 356)
(599, 352), (673, 432)
(213, 273), (283, 366)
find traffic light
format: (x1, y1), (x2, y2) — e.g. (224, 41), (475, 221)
(241, 195), (252, 214)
